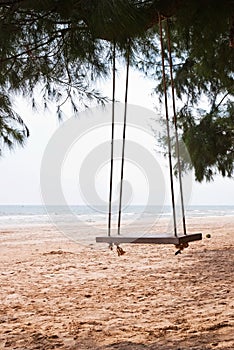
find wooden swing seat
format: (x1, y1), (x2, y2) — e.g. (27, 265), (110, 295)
(96, 233), (202, 245)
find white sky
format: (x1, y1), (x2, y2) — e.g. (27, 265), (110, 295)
(0, 69), (233, 206)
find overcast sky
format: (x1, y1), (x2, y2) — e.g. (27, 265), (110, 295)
(0, 69), (233, 206)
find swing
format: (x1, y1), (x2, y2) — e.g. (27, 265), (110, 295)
(96, 16), (202, 253)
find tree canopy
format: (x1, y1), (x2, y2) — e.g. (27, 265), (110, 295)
(0, 0), (233, 181)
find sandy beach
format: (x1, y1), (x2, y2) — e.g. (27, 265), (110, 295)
(0, 216), (234, 349)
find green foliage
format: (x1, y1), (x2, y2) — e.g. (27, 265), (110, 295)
(178, 104), (234, 181)
(0, 0), (233, 181)
(135, 0), (234, 181)
(0, 93), (29, 155)
(170, 1), (234, 181)
(0, 0), (111, 154)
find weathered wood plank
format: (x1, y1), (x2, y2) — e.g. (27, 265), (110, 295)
(96, 233), (202, 245)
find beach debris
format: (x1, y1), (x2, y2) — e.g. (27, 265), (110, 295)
(175, 242), (189, 255)
(109, 242), (126, 256)
(116, 245), (126, 256)
(206, 234), (211, 238)
(175, 249), (182, 255)
(42, 250), (74, 255)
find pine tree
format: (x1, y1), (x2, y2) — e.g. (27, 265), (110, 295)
(0, 0), (233, 181)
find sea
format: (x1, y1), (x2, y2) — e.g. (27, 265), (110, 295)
(0, 205), (234, 229)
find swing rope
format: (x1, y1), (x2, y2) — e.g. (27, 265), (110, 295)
(97, 18), (202, 249)
(117, 42), (131, 235)
(158, 14), (177, 237)
(108, 42), (116, 237)
(165, 19), (187, 236)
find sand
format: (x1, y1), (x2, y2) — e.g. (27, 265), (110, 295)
(0, 216), (234, 349)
